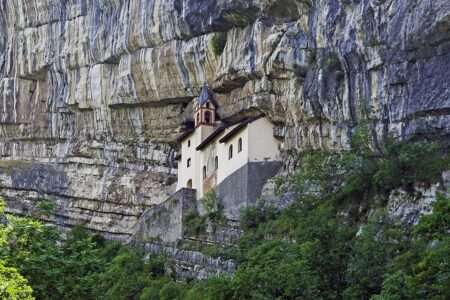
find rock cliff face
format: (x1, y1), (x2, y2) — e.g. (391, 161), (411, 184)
(0, 0), (449, 239)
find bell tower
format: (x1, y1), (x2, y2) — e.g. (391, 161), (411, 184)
(195, 86), (217, 143)
(195, 87), (216, 127)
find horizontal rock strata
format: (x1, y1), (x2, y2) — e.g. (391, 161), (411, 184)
(0, 0), (449, 239)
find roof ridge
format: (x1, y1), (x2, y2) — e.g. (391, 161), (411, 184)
(198, 86), (218, 107)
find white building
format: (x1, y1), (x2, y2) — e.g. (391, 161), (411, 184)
(176, 87), (282, 218)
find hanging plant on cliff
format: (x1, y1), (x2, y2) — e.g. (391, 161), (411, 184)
(211, 34), (226, 56)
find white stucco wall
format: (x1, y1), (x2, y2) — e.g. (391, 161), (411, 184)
(176, 132), (196, 191)
(198, 141), (217, 198)
(248, 118), (280, 162)
(216, 124), (249, 184)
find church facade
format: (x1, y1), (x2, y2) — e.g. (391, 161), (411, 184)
(176, 87), (282, 219)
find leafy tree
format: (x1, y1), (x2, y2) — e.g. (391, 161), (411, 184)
(184, 276), (233, 300)
(374, 193), (450, 300)
(414, 193), (450, 239)
(239, 201), (278, 230)
(0, 197), (5, 215)
(371, 271), (412, 300)
(344, 212), (411, 299)
(0, 140), (447, 300)
(101, 248), (149, 299)
(0, 262), (34, 300)
(184, 211), (206, 236)
(140, 277), (172, 300)
(201, 189), (225, 221)
(233, 239), (322, 299)
(159, 281), (185, 300)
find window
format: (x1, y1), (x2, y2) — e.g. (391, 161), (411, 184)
(229, 145), (233, 159)
(203, 166), (207, 179)
(238, 138), (243, 153)
(187, 158), (191, 168)
(205, 111), (211, 124)
(215, 156), (218, 170)
(188, 140), (191, 147)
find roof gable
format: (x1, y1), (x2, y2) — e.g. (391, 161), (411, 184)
(219, 114), (264, 144)
(196, 113), (265, 150)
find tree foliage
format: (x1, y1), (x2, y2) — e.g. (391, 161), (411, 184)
(0, 140), (448, 300)
(0, 263), (34, 300)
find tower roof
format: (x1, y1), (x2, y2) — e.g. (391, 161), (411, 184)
(198, 86), (217, 107)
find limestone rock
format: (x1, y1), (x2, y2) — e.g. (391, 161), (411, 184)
(387, 171), (450, 225)
(0, 0), (449, 238)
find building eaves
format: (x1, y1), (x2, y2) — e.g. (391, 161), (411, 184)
(218, 114), (264, 144)
(176, 128), (194, 142)
(195, 125), (228, 151)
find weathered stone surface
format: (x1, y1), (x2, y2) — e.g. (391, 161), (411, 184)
(387, 171), (450, 225)
(131, 241), (236, 280)
(130, 188), (196, 243)
(0, 158), (176, 240)
(0, 0), (449, 239)
(215, 161), (283, 220)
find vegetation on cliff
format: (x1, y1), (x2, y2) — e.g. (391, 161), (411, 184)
(0, 140), (448, 299)
(211, 35), (226, 56)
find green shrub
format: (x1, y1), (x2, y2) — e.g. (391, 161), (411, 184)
(140, 277), (171, 300)
(351, 122), (372, 153)
(201, 244), (242, 261)
(211, 35), (226, 56)
(339, 138), (448, 202)
(0, 197), (6, 216)
(239, 203), (278, 230)
(66, 223), (89, 243)
(184, 276), (233, 300)
(414, 193), (450, 239)
(379, 141), (448, 188)
(201, 190), (225, 222)
(371, 271), (412, 300)
(140, 281), (164, 300)
(185, 190), (225, 237)
(344, 211), (412, 299)
(0, 140), (448, 300)
(233, 140), (448, 299)
(374, 193), (450, 299)
(35, 200), (56, 217)
(101, 248), (148, 299)
(201, 190), (218, 215)
(184, 211), (206, 236)
(159, 281), (185, 300)
(0, 263), (34, 300)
